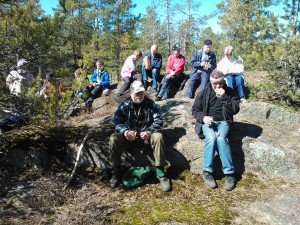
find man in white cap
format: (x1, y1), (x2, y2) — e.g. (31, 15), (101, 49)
(192, 70), (240, 191)
(109, 80), (171, 191)
(6, 58), (34, 96)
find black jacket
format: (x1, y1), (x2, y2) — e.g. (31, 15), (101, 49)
(192, 83), (240, 135)
(113, 97), (163, 134)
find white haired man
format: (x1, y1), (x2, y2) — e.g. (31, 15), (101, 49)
(109, 80), (171, 192)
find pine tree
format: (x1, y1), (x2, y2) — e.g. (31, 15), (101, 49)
(217, 0), (280, 70)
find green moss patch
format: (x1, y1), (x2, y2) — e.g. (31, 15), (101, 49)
(109, 171), (271, 224)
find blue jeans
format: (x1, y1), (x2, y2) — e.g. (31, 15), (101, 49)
(157, 73), (183, 99)
(185, 70), (209, 98)
(225, 73), (245, 98)
(202, 121), (234, 175)
(142, 66), (160, 90)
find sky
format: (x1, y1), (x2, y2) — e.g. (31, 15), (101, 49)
(39, 0), (285, 33)
(39, 0), (222, 31)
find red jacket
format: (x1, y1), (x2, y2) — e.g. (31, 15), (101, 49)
(166, 54), (185, 75)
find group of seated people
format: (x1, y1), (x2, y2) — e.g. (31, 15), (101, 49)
(116, 43), (186, 102)
(106, 40), (245, 192)
(115, 40), (246, 105)
(109, 68), (240, 192)
(185, 39), (246, 103)
(5, 41), (244, 192)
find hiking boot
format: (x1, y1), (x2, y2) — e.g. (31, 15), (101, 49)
(109, 175), (121, 188)
(224, 175), (236, 191)
(157, 175), (171, 192)
(202, 171), (217, 189)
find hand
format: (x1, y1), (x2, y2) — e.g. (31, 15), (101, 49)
(140, 131), (151, 141)
(93, 82), (99, 87)
(214, 88), (225, 98)
(166, 74), (172, 79)
(203, 116), (214, 126)
(200, 62), (205, 67)
(124, 130), (137, 141)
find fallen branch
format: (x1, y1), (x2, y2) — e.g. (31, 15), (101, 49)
(64, 130), (91, 190)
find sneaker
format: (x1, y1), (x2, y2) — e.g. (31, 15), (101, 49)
(224, 175), (236, 191)
(157, 175), (171, 192)
(109, 175), (121, 188)
(155, 96), (162, 102)
(202, 171), (217, 189)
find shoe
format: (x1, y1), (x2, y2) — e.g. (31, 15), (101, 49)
(224, 175), (236, 191)
(202, 171), (217, 189)
(109, 175), (121, 188)
(240, 98), (247, 104)
(155, 96), (162, 102)
(157, 175), (171, 192)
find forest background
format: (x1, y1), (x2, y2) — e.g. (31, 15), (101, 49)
(0, 0), (299, 112)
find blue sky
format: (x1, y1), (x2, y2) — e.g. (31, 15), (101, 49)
(39, 0), (284, 33)
(40, 0), (222, 31)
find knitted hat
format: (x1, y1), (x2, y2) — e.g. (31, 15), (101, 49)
(204, 39), (212, 45)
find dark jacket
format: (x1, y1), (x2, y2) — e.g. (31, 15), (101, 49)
(192, 83), (240, 135)
(190, 49), (216, 77)
(113, 97), (163, 134)
(147, 53), (162, 70)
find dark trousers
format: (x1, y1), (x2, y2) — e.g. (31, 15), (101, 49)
(85, 85), (103, 107)
(118, 73), (142, 95)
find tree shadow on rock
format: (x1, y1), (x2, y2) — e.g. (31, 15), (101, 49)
(213, 122), (263, 180)
(160, 127), (190, 179)
(160, 100), (188, 125)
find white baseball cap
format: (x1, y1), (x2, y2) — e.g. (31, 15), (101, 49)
(130, 80), (145, 93)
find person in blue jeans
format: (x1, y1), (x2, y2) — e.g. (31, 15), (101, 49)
(217, 45), (246, 103)
(192, 70), (240, 191)
(142, 44), (162, 92)
(85, 60), (110, 108)
(185, 39), (216, 98)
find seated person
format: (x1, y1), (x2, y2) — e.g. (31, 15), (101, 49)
(155, 44), (185, 101)
(185, 39), (216, 98)
(142, 44), (162, 92)
(217, 45), (246, 103)
(109, 80), (171, 192)
(85, 60), (110, 108)
(117, 50), (143, 98)
(192, 70), (240, 191)
(44, 70), (65, 99)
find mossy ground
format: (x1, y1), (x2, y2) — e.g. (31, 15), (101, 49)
(107, 170), (275, 225)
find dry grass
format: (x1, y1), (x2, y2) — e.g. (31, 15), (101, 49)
(0, 165), (282, 225)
